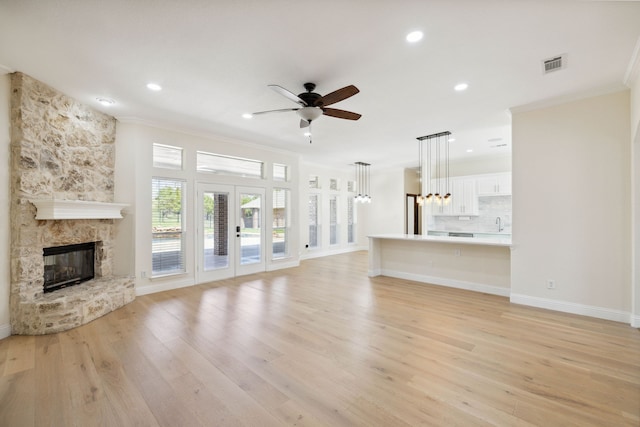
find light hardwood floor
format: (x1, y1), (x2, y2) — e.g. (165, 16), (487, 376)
(1, 251), (639, 426)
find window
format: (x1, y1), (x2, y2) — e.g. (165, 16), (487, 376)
(272, 188), (290, 259)
(309, 175), (319, 189)
(153, 144), (183, 170)
(329, 195), (339, 245)
(197, 151), (263, 178)
(348, 196), (356, 244)
(308, 194), (320, 248)
(347, 180), (356, 192)
(273, 163), (289, 181)
(152, 178), (186, 276)
(330, 178), (339, 191)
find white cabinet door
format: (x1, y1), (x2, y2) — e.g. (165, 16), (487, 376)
(477, 173), (511, 196)
(496, 173), (511, 194)
(477, 176), (499, 195)
(451, 177), (478, 215)
(428, 178), (451, 215)
(432, 177), (478, 216)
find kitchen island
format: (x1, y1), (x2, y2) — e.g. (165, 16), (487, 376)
(368, 234), (512, 296)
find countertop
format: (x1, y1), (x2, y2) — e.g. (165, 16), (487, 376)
(368, 233), (512, 247)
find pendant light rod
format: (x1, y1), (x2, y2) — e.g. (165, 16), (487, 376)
(416, 131), (452, 205)
(354, 161), (372, 203)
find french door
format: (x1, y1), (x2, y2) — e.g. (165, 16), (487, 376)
(196, 183), (265, 283)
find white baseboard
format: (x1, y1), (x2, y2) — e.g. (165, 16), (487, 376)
(510, 293), (632, 324)
(136, 278), (194, 296)
(267, 259), (300, 272)
(378, 269), (511, 297)
(300, 245), (366, 260)
(631, 314), (640, 328)
(0, 323), (11, 339)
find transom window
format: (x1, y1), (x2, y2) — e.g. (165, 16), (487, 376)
(197, 151), (263, 178)
(153, 144), (183, 170)
(273, 163), (289, 181)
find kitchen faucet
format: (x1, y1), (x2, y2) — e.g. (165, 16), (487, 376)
(496, 216), (504, 232)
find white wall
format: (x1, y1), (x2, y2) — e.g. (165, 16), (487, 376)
(367, 167), (406, 236)
(447, 153), (511, 177)
(115, 121), (301, 296)
(630, 63), (640, 327)
(0, 74), (11, 338)
(299, 162), (368, 259)
(511, 90), (632, 322)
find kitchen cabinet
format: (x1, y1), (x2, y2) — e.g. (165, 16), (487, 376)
(429, 177), (478, 216)
(477, 172), (511, 196)
(450, 177), (478, 215)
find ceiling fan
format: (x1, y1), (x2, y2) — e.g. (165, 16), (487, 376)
(251, 82), (361, 128)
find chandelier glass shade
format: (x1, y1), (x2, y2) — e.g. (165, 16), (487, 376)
(354, 161), (372, 203)
(417, 131), (452, 206)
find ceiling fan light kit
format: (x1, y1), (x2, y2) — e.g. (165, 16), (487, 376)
(251, 82), (362, 136)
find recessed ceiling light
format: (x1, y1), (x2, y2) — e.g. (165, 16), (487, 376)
(242, 113), (253, 119)
(146, 83), (162, 91)
(406, 31), (423, 43)
(454, 83), (469, 91)
(448, 138), (456, 142)
(466, 149), (473, 153)
(96, 97), (115, 106)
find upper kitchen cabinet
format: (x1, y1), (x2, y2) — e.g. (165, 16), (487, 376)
(451, 176), (478, 215)
(477, 172), (511, 196)
(430, 176), (478, 216)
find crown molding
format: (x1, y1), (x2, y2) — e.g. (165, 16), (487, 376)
(0, 64), (14, 75)
(116, 116), (302, 160)
(624, 35), (640, 87)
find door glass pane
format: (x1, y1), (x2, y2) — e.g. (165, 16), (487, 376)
(272, 188), (289, 259)
(240, 193), (262, 265)
(348, 196), (356, 243)
(330, 195), (338, 245)
(308, 194), (319, 248)
(203, 191), (229, 271)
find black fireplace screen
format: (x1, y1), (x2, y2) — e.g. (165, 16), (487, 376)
(43, 242), (95, 293)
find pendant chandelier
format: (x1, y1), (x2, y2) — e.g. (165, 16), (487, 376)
(417, 131), (452, 206)
(354, 161), (372, 203)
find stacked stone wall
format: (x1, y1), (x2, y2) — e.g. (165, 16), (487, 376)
(10, 72), (134, 335)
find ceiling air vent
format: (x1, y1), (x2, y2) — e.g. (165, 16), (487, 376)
(542, 54), (566, 74)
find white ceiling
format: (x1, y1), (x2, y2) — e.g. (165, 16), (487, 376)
(1, 0), (639, 170)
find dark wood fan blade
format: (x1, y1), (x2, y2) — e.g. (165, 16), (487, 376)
(316, 85), (359, 107)
(251, 108), (299, 116)
(322, 108), (362, 120)
(268, 85), (307, 106)
(300, 119), (310, 128)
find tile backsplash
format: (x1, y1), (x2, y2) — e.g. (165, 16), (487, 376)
(427, 195), (512, 233)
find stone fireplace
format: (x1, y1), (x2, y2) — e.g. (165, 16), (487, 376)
(9, 72), (135, 335)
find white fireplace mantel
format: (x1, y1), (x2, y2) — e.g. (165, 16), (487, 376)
(30, 199), (129, 220)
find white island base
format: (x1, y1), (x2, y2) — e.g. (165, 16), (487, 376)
(368, 234), (512, 297)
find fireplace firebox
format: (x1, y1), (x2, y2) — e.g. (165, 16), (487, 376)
(43, 242), (96, 293)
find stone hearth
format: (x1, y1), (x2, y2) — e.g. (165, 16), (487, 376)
(10, 72), (134, 335)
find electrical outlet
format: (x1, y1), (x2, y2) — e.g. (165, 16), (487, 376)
(454, 249), (461, 256)
(547, 279), (555, 289)
(141, 271), (147, 279)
